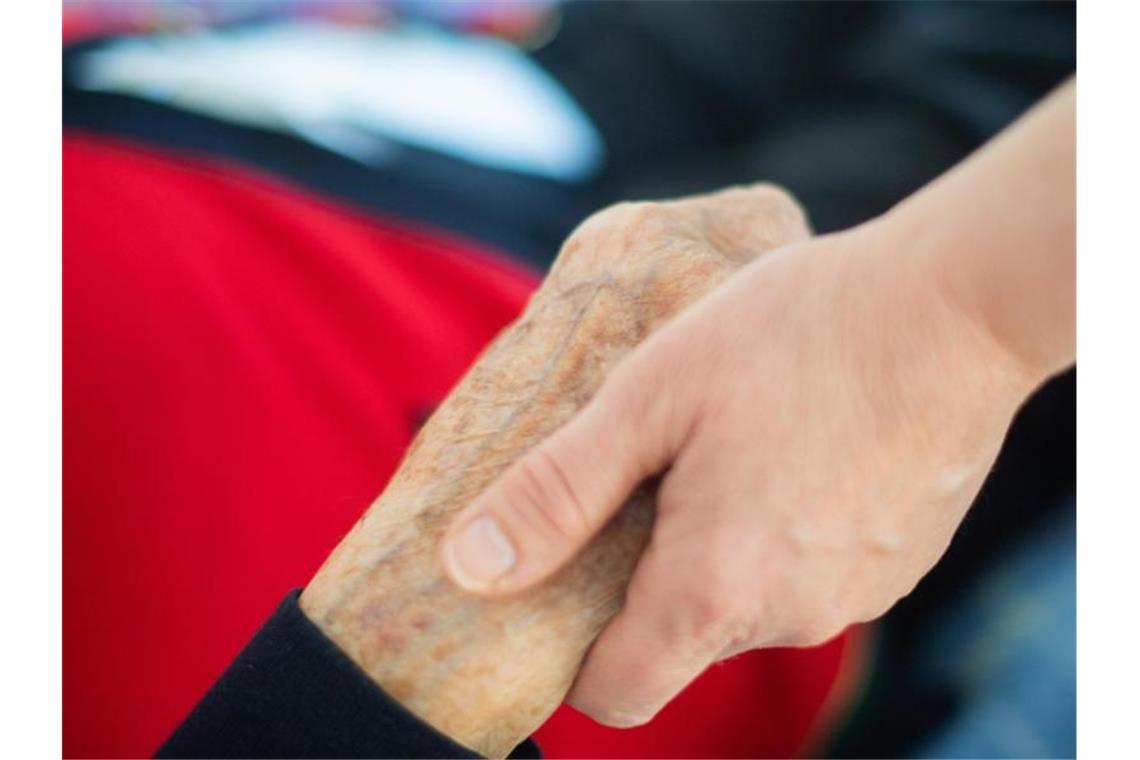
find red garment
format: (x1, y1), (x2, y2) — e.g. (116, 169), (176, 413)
(64, 134), (854, 758)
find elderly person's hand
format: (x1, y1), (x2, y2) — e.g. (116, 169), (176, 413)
(301, 183), (809, 756)
(443, 81), (1075, 727)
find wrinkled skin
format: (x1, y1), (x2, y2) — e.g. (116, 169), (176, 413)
(300, 185), (809, 756)
(437, 81), (1074, 729)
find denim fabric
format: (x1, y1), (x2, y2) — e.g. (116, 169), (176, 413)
(913, 501), (1076, 758)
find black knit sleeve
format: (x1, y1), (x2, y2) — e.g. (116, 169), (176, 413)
(156, 590), (541, 759)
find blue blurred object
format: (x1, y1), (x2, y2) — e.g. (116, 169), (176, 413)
(72, 20), (602, 182)
(912, 501), (1076, 758)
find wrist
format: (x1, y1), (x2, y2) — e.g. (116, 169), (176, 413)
(834, 215), (1037, 437)
(867, 207), (1050, 403)
(871, 81), (1075, 388)
(297, 481), (606, 759)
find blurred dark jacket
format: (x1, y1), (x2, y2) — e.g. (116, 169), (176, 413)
(539, 0), (1075, 232)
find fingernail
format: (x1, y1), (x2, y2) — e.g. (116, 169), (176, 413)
(445, 515), (517, 589)
(598, 709), (653, 728)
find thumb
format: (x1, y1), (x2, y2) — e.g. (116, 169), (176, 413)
(442, 374), (672, 595)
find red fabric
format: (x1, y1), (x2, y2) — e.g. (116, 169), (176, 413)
(64, 134), (851, 758)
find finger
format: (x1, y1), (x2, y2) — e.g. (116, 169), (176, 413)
(682, 183), (813, 260)
(442, 370), (677, 595)
(566, 537), (737, 727)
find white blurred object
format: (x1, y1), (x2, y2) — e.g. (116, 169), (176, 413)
(73, 21), (603, 181)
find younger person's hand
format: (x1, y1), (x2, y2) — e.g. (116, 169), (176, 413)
(443, 221), (1034, 725)
(443, 80), (1074, 727)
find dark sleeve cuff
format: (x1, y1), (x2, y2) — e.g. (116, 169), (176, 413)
(156, 589), (541, 759)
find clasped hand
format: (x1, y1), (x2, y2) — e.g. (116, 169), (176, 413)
(443, 190), (1036, 728)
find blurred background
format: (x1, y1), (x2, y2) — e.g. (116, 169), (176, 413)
(63, 2), (1075, 757)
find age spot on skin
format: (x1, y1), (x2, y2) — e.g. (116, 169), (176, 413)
(375, 624), (408, 652)
(430, 639), (459, 663)
(359, 600), (406, 650)
(360, 600), (387, 628)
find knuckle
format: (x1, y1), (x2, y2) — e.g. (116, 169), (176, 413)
(576, 200), (657, 237)
(603, 201), (670, 254)
(794, 615), (845, 647)
(746, 181), (798, 206)
(724, 183), (811, 242)
(854, 593), (897, 625)
(741, 182), (803, 217)
(627, 202), (671, 240)
(679, 582), (749, 656)
(506, 446), (590, 542)
(613, 199), (661, 220)
(556, 200), (667, 270)
(852, 606), (885, 626)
